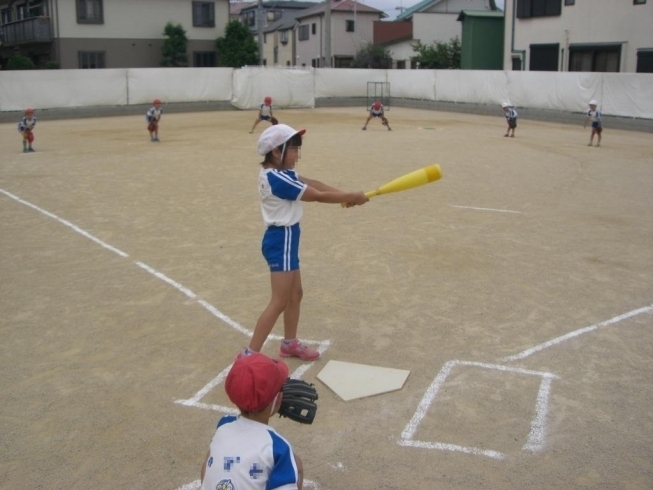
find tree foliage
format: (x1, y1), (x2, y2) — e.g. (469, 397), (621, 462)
(161, 22), (188, 67)
(411, 37), (461, 69)
(350, 43), (392, 69)
(7, 55), (36, 70)
(215, 20), (259, 67)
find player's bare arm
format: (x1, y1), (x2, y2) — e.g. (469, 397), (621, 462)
(299, 176), (339, 192)
(301, 186), (368, 205)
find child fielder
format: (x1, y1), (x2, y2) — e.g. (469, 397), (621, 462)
(146, 99), (163, 142)
(583, 99), (602, 147)
(502, 102), (518, 137)
(250, 96), (275, 133)
(362, 100), (391, 131)
(241, 124), (368, 361)
(18, 108), (37, 153)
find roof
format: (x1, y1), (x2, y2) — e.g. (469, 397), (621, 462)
(263, 9), (305, 32)
(373, 20), (413, 45)
(239, 1), (317, 14)
(230, 2), (256, 15)
(295, 0), (386, 21)
(457, 10), (504, 21)
(397, 0), (499, 21)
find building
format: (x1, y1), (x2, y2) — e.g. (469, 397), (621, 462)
(0, 0), (230, 69)
(238, 0), (315, 34)
(375, 0), (498, 69)
(457, 9), (503, 70)
(504, 0), (653, 72)
(294, 0), (385, 68)
(261, 9), (305, 66)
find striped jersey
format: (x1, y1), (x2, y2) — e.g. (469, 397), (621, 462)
(201, 416), (300, 490)
(587, 109), (602, 123)
(259, 168), (307, 227)
(17, 116), (36, 132)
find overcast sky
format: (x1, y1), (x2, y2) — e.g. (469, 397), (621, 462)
(362, 0), (505, 21)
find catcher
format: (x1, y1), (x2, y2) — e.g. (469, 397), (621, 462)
(200, 352), (318, 490)
(145, 98), (162, 142)
(17, 108), (37, 153)
(362, 100), (391, 131)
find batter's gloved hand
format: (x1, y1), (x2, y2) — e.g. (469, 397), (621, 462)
(278, 379), (318, 424)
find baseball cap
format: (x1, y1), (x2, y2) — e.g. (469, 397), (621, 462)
(589, 99), (598, 105)
(225, 352), (289, 412)
(24, 108), (35, 114)
(501, 102), (510, 108)
(373, 101), (381, 110)
(257, 124), (306, 156)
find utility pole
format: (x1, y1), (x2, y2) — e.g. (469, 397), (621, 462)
(324, 0), (331, 67)
(257, 0), (264, 65)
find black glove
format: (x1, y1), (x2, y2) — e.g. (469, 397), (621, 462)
(278, 378), (318, 424)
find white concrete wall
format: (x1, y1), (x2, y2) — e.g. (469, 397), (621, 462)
(504, 0), (653, 72)
(331, 12), (378, 57)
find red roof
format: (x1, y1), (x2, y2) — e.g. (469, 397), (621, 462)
(373, 20), (412, 45)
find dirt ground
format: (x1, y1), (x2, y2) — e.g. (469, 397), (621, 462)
(1, 107), (652, 490)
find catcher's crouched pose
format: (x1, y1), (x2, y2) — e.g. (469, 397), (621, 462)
(200, 352), (318, 490)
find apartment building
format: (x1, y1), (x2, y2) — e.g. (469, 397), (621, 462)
(0, 0), (230, 69)
(504, 0), (653, 72)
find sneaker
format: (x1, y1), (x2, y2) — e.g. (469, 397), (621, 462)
(588, 143), (592, 146)
(279, 340), (320, 361)
(504, 134), (509, 137)
(388, 127), (392, 131)
(154, 137), (160, 142)
(249, 130), (253, 134)
(361, 127), (366, 131)
(23, 148), (28, 153)
(510, 134), (514, 138)
(28, 147), (35, 152)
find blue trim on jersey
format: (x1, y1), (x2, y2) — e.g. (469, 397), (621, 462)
(267, 170), (304, 201)
(262, 223), (300, 272)
(217, 415), (237, 429)
(267, 430), (299, 489)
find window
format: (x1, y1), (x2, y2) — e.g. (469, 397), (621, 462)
(564, 0), (574, 5)
(634, 0), (646, 4)
(516, 0), (561, 19)
(245, 11), (255, 27)
(569, 45), (620, 72)
(280, 30), (288, 44)
(1, 9), (11, 25)
(311, 23), (316, 35)
(192, 1), (215, 28)
(529, 43), (559, 71)
(273, 46), (278, 64)
(346, 20), (355, 32)
(77, 0), (103, 24)
(298, 24), (309, 41)
(636, 50), (653, 72)
(194, 51), (216, 67)
(78, 51), (105, 68)
(264, 33), (267, 44)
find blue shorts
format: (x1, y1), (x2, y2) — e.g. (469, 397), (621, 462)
(262, 223), (300, 272)
(260, 115), (271, 121)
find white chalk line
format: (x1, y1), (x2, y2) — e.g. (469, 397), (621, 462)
(0, 188), (329, 345)
(502, 303), (653, 361)
(2, 188), (331, 490)
(449, 204), (522, 214)
(400, 360), (557, 459)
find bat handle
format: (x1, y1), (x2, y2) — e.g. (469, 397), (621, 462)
(340, 190), (377, 208)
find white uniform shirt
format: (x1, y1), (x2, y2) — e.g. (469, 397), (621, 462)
(201, 416), (300, 490)
(260, 104), (272, 117)
(504, 108), (518, 121)
(17, 116), (36, 132)
(259, 168), (307, 227)
(146, 107), (162, 122)
(587, 109), (602, 124)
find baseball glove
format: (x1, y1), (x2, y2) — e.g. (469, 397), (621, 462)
(278, 378), (318, 424)
(381, 117), (389, 126)
(271, 117), (279, 125)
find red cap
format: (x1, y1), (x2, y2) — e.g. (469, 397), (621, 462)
(225, 352), (288, 412)
(153, 98), (162, 105)
(264, 96), (272, 105)
(24, 108), (35, 114)
(373, 101), (381, 110)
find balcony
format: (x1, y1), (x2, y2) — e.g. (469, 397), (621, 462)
(1, 16), (52, 46)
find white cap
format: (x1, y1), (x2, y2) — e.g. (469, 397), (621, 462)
(589, 99), (598, 106)
(501, 102), (510, 108)
(257, 124), (306, 156)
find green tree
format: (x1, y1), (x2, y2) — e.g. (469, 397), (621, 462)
(350, 43), (392, 69)
(7, 55), (36, 70)
(411, 37), (461, 69)
(215, 20), (258, 67)
(161, 22), (188, 67)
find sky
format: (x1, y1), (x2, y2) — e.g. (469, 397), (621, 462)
(361, 0), (505, 21)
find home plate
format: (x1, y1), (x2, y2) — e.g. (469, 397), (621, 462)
(317, 360), (410, 401)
